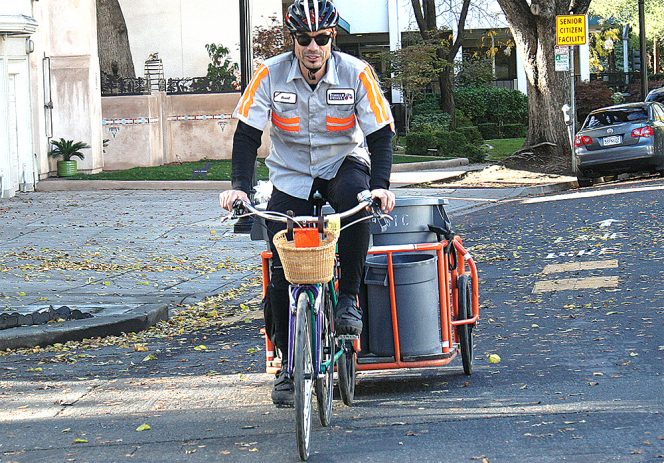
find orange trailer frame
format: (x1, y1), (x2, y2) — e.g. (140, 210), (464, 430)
(260, 237), (479, 375)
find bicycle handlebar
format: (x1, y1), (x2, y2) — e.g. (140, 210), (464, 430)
(230, 190), (391, 228)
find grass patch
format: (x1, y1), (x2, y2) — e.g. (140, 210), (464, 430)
(69, 159), (270, 181)
(68, 155), (445, 181)
(485, 138), (525, 161)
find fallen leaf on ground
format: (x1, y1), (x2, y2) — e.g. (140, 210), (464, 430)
(136, 423), (151, 432)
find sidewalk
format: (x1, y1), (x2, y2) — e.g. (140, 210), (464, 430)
(1, 162), (578, 350)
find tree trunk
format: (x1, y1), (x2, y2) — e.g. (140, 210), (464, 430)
(497, 0), (590, 174)
(96, 0), (135, 78)
(438, 66), (456, 128)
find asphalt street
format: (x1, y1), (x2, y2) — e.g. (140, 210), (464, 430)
(0, 177), (662, 462)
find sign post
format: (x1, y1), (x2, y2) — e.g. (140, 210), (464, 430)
(556, 14), (587, 174)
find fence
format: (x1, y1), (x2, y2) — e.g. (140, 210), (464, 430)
(101, 91), (269, 171)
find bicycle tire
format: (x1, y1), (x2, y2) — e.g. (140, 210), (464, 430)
(457, 274), (474, 376)
(337, 339), (357, 406)
(316, 290), (334, 427)
(294, 292), (313, 461)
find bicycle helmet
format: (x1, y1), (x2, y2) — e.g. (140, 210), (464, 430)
(285, 0), (339, 33)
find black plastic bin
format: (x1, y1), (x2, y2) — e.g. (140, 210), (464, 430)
(364, 253), (442, 357)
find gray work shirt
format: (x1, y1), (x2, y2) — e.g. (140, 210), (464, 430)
(233, 51), (394, 200)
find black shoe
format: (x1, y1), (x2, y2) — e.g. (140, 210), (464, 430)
(271, 363), (294, 407)
(335, 294), (363, 336)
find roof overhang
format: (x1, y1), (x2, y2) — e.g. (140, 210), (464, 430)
(0, 15), (38, 35)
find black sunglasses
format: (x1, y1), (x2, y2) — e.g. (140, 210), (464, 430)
(294, 34), (333, 47)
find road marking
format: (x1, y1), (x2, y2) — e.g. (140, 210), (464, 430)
(533, 276), (619, 293)
(542, 259), (619, 275)
(522, 184), (664, 204)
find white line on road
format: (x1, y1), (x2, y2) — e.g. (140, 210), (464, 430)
(533, 276), (619, 293)
(522, 184), (664, 204)
(541, 259), (619, 275)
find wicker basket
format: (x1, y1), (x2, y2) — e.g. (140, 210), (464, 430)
(273, 229), (338, 284)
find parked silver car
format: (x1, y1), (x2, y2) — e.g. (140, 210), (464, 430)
(645, 87), (664, 105)
(574, 102), (664, 186)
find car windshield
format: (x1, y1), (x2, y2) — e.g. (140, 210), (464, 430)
(584, 108), (649, 129)
(646, 92), (664, 104)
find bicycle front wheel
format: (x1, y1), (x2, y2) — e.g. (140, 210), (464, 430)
(294, 292), (313, 461)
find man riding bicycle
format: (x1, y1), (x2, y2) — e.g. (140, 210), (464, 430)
(219, 0), (395, 407)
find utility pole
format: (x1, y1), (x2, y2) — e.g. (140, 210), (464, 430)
(239, 0), (252, 92)
(638, 0), (648, 99)
(236, 0), (256, 234)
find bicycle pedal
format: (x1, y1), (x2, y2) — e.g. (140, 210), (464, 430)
(337, 334), (359, 341)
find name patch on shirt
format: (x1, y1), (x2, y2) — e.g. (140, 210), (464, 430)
(273, 92), (297, 104)
(327, 89), (355, 105)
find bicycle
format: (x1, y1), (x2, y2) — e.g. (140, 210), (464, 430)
(230, 191), (390, 461)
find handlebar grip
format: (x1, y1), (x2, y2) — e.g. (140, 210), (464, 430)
(232, 199), (247, 215)
(370, 200), (389, 232)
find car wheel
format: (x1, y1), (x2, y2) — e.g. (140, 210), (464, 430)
(577, 176), (593, 187)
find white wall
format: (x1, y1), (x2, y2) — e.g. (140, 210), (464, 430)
(119, 0), (282, 79)
(1, 0), (38, 198)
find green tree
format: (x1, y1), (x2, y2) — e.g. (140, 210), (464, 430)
(204, 44), (239, 92)
(383, 42), (447, 131)
(410, 0), (472, 128)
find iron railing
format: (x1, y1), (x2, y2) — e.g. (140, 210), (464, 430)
(165, 77), (238, 95)
(101, 73), (148, 96)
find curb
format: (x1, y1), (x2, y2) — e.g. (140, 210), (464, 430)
(449, 180), (579, 218)
(391, 157), (468, 172)
(0, 303), (169, 350)
(36, 180), (232, 191)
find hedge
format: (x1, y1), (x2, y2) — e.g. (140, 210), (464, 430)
(500, 123), (527, 138)
(405, 128), (487, 163)
(454, 86), (528, 125)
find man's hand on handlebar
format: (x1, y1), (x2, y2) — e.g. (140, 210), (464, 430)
(370, 188), (395, 214)
(219, 189), (248, 212)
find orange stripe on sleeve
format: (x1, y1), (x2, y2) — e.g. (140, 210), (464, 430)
(239, 65), (269, 118)
(359, 68), (388, 125)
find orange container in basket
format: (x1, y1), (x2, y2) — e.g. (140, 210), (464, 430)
(293, 228), (321, 248)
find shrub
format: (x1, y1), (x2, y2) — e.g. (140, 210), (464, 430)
(457, 126), (484, 145)
(477, 122), (500, 139)
(412, 93), (440, 115)
(436, 131), (469, 156)
(575, 80), (614, 124)
(500, 123), (526, 138)
(405, 131), (441, 155)
(454, 109), (474, 127)
(454, 86), (528, 125)
(461, 144), (487, 163)
(410, 112), (451, 132)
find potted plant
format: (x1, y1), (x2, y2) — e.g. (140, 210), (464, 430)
(48, 138), (90, 177)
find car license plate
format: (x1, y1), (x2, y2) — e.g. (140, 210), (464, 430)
(603, 135), (622, 146)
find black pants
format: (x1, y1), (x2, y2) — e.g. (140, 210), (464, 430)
(266, 157), (371, 358)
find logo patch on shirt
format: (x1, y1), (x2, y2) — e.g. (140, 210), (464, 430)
(273, 92), (297, 104)
(327, 89), (355, 105)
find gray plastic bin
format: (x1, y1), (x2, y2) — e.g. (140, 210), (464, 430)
(364, 253), (441, 357)
(370, 196), (450, 246)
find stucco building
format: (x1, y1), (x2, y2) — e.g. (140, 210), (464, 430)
(1, 0), (103, 198)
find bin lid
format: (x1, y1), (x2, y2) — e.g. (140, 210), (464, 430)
(395, 196), (448, 206)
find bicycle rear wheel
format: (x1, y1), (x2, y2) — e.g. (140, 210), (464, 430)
(337, 339), (357, 406)
(316, 290), (334, 427)
(294, 292), (313, 461)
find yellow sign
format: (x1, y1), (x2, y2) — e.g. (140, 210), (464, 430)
(556, 14), (587, 46)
